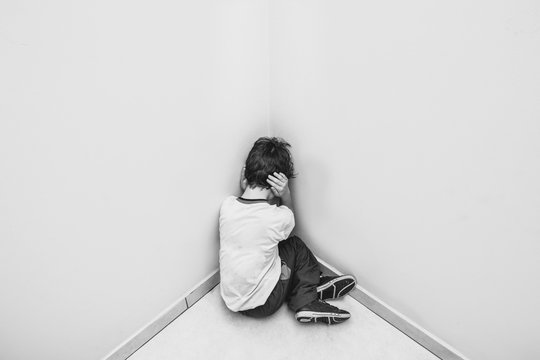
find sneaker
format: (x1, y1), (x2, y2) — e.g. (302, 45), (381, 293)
(317, 275), (356, 300)
(295, 299), (351, 325)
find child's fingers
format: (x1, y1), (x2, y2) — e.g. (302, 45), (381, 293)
(267, 180), (284, 194)
(274, 172), (288, 182)
(268, 175), (283, 186)
(267, 178), (279, 188)
(268, 182), (282, 192)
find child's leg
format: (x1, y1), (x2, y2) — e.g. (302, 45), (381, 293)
(240, 263), (290, 318)
(278, 235), (321, 311)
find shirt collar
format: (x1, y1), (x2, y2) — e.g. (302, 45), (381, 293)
(236, 197), (269, 204)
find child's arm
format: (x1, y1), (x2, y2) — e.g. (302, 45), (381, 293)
(267, 172), (294, 212)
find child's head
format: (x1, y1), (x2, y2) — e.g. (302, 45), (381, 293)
(244, 137), (295, 189)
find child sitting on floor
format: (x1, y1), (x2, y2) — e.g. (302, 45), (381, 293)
(219, 137), (356, 324)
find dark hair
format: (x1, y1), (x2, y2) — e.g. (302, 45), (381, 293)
(244, 137), (295, 188)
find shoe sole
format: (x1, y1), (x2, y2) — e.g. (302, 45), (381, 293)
(295, 311), (351, 325)
(317, 275), (356, 300)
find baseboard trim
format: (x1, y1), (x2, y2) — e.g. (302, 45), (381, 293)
(316, 257), (470, 360)
(102, 269), (220, 360)
(105, 260), (469, 360)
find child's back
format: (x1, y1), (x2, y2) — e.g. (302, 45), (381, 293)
(218, 137), (355, 324)
(219, 195), (294, 311)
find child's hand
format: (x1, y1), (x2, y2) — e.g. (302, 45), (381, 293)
(240, 166), (248, 191)
(267, 172), (290, 198)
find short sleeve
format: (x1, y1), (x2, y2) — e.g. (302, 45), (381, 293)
(279, 206), (295, 240)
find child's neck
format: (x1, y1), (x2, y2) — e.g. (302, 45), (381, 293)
(241, 186), (273, 201)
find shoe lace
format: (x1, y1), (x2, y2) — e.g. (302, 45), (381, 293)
(317, 299), (338, 310)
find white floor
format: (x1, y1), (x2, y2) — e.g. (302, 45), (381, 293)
(129, 285), (440, 360)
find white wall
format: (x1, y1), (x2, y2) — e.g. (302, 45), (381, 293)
(3, 1), (539, 359)
(269, 1), (540, 359)
(0, 1), (268, 359)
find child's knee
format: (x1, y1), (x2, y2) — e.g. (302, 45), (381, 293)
(288, 235), (307, 249)
(287, 235), (302, 244)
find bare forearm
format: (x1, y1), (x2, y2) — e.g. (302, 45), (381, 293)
(280, 190), (294, 212)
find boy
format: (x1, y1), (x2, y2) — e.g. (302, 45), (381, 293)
(219, 137), (355, 324)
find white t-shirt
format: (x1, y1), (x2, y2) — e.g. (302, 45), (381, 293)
(219, 196), (295, 312)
